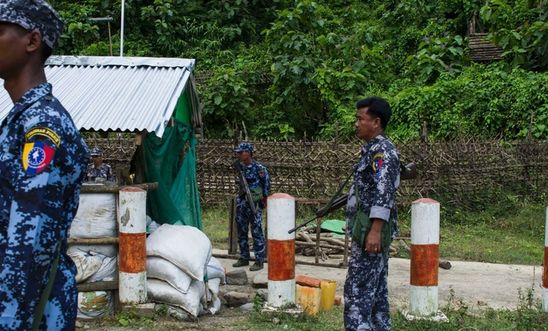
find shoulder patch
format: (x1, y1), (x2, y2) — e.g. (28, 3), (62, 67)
(22, 141), (56, 175)
(371, 152), (384, 173)
(22, 127), (60, 175)
(25, 127), (61, 146)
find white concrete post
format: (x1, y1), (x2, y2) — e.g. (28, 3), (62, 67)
(267, 193), (296, 307)
(118, 187), (147, 304)
(543, 206), (548, 312)
(409, 198), (440, 317)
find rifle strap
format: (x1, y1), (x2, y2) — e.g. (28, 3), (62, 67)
(31, 242), (61, 331)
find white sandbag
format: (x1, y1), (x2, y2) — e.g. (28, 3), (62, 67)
(201, 278), (222, 315)
(207, 257), (225, 282)
(147, 257), (192, 293)
(88, 254), (117, 282)
(146, 224), (212, 280)
(70, 193), (117, 238)
(68, 249), (103, 284)
(208, 278), (221, 296)
(147, 279), (205, 317)
(68, 245), (117, 258)
(77, 291), (113, 319)
(147, 220), (161, 235)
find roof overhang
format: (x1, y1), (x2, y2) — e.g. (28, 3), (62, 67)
(0, 56), (199, 138)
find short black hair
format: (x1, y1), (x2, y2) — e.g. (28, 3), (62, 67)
(356, 96), (392, 129)
(41, 44), (53, 63)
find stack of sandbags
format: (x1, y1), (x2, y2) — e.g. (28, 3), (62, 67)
(68, 249), (118, 319)
(69, 193), (118, 257)
(146, 224), (224, 318)
(68, 192), (118, 319)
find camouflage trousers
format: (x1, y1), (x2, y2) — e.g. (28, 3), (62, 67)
(235, 197), (265, 262)
(344, 242), (390, 331)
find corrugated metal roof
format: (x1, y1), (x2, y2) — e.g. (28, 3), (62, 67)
(0, 56), (198, 137)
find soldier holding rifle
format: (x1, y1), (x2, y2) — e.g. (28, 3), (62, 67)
(232, 142), (270, 271)
(344, 97), (400, 331)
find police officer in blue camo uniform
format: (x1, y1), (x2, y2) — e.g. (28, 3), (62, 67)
(86, 147), (114, 183)
(0, 1), (89, 330)
(232, 142), (270, 271)
(344, 97), (400, 331)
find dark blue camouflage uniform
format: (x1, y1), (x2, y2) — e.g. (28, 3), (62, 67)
(0, 84), (89, 329)
(344, 134), (400, 331)
(86, 163), (114, 183)
(234, 143), (270, 263)
(0, 2), (87, 329)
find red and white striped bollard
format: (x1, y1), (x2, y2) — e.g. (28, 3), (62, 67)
(409, 198), (440, 316)
(543, 206), (548, 312)
(267, 193), (296, 307)
(118, 187), (147, 304)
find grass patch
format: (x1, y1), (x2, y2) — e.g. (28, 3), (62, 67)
(239, 306), (344, 331)
(204, 201), (546, 265)
(202, 205), (231, 249)
(236, 292), (548, 331)
(394, 202), (545, 265)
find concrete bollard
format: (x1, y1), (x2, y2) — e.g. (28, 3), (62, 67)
(118, 187), (147, 304)
(542, 207), (548, 313)
(409, 198), (440, 317)
(267, 193), (296, 307)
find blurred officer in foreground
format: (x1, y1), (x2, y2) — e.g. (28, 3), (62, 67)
(232, 142), (270, 271)
(0, 1), (89, 330)
(86, 147), (114, 183)
(344, 97), (400, 330)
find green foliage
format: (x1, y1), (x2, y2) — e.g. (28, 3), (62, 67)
(406, 35), (468, 83)
(115, 309), (155, 327)
(480, 0), (548, 70)
(389, 64), (548, 140)
(51, 0), (547, 140)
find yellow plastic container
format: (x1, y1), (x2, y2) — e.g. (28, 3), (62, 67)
(320, 280), (337, 311)
(296, 284), (321, 315)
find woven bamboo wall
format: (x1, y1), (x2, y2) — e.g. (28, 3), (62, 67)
(88, 136), (548, 208)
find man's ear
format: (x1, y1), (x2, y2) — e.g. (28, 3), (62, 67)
(374, 116), (382, 129)
(25, 30), (42, 53)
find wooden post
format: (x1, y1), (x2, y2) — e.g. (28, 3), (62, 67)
(315, 218), (322, 264)
(228, 197), (238, 255)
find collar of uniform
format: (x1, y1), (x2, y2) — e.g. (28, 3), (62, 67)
(240, 160), (255, 168)
(6, 83), (52, 124)
(361, 134), (386, 155)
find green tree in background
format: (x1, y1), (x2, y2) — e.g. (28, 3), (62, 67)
(48, 0), (547, 141)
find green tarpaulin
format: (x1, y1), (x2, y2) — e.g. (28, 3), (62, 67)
(134, 91), (202, 229)
(320, 219), (345, 234)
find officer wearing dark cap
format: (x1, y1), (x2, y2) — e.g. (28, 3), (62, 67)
(0, 1), (89, 330)
(86, 147), (114, 183)
(344, 97), (400, 330)
(233, 142), (270, 271)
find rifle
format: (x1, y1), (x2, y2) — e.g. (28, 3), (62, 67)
(288, 162), (417, 234)
(233, 160), (257, 216)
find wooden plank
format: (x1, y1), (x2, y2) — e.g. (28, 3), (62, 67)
(77, 280), (118, 292)
(228, 197), (238, 255)
(82, 182), (158, 193)
(68, 237), (119, 245)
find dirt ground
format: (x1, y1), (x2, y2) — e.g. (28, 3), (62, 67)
(210, 249), (543, 310)
(80, 250), (544, 330)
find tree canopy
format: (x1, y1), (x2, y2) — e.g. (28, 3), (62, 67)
(50, 0), (547, 140)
